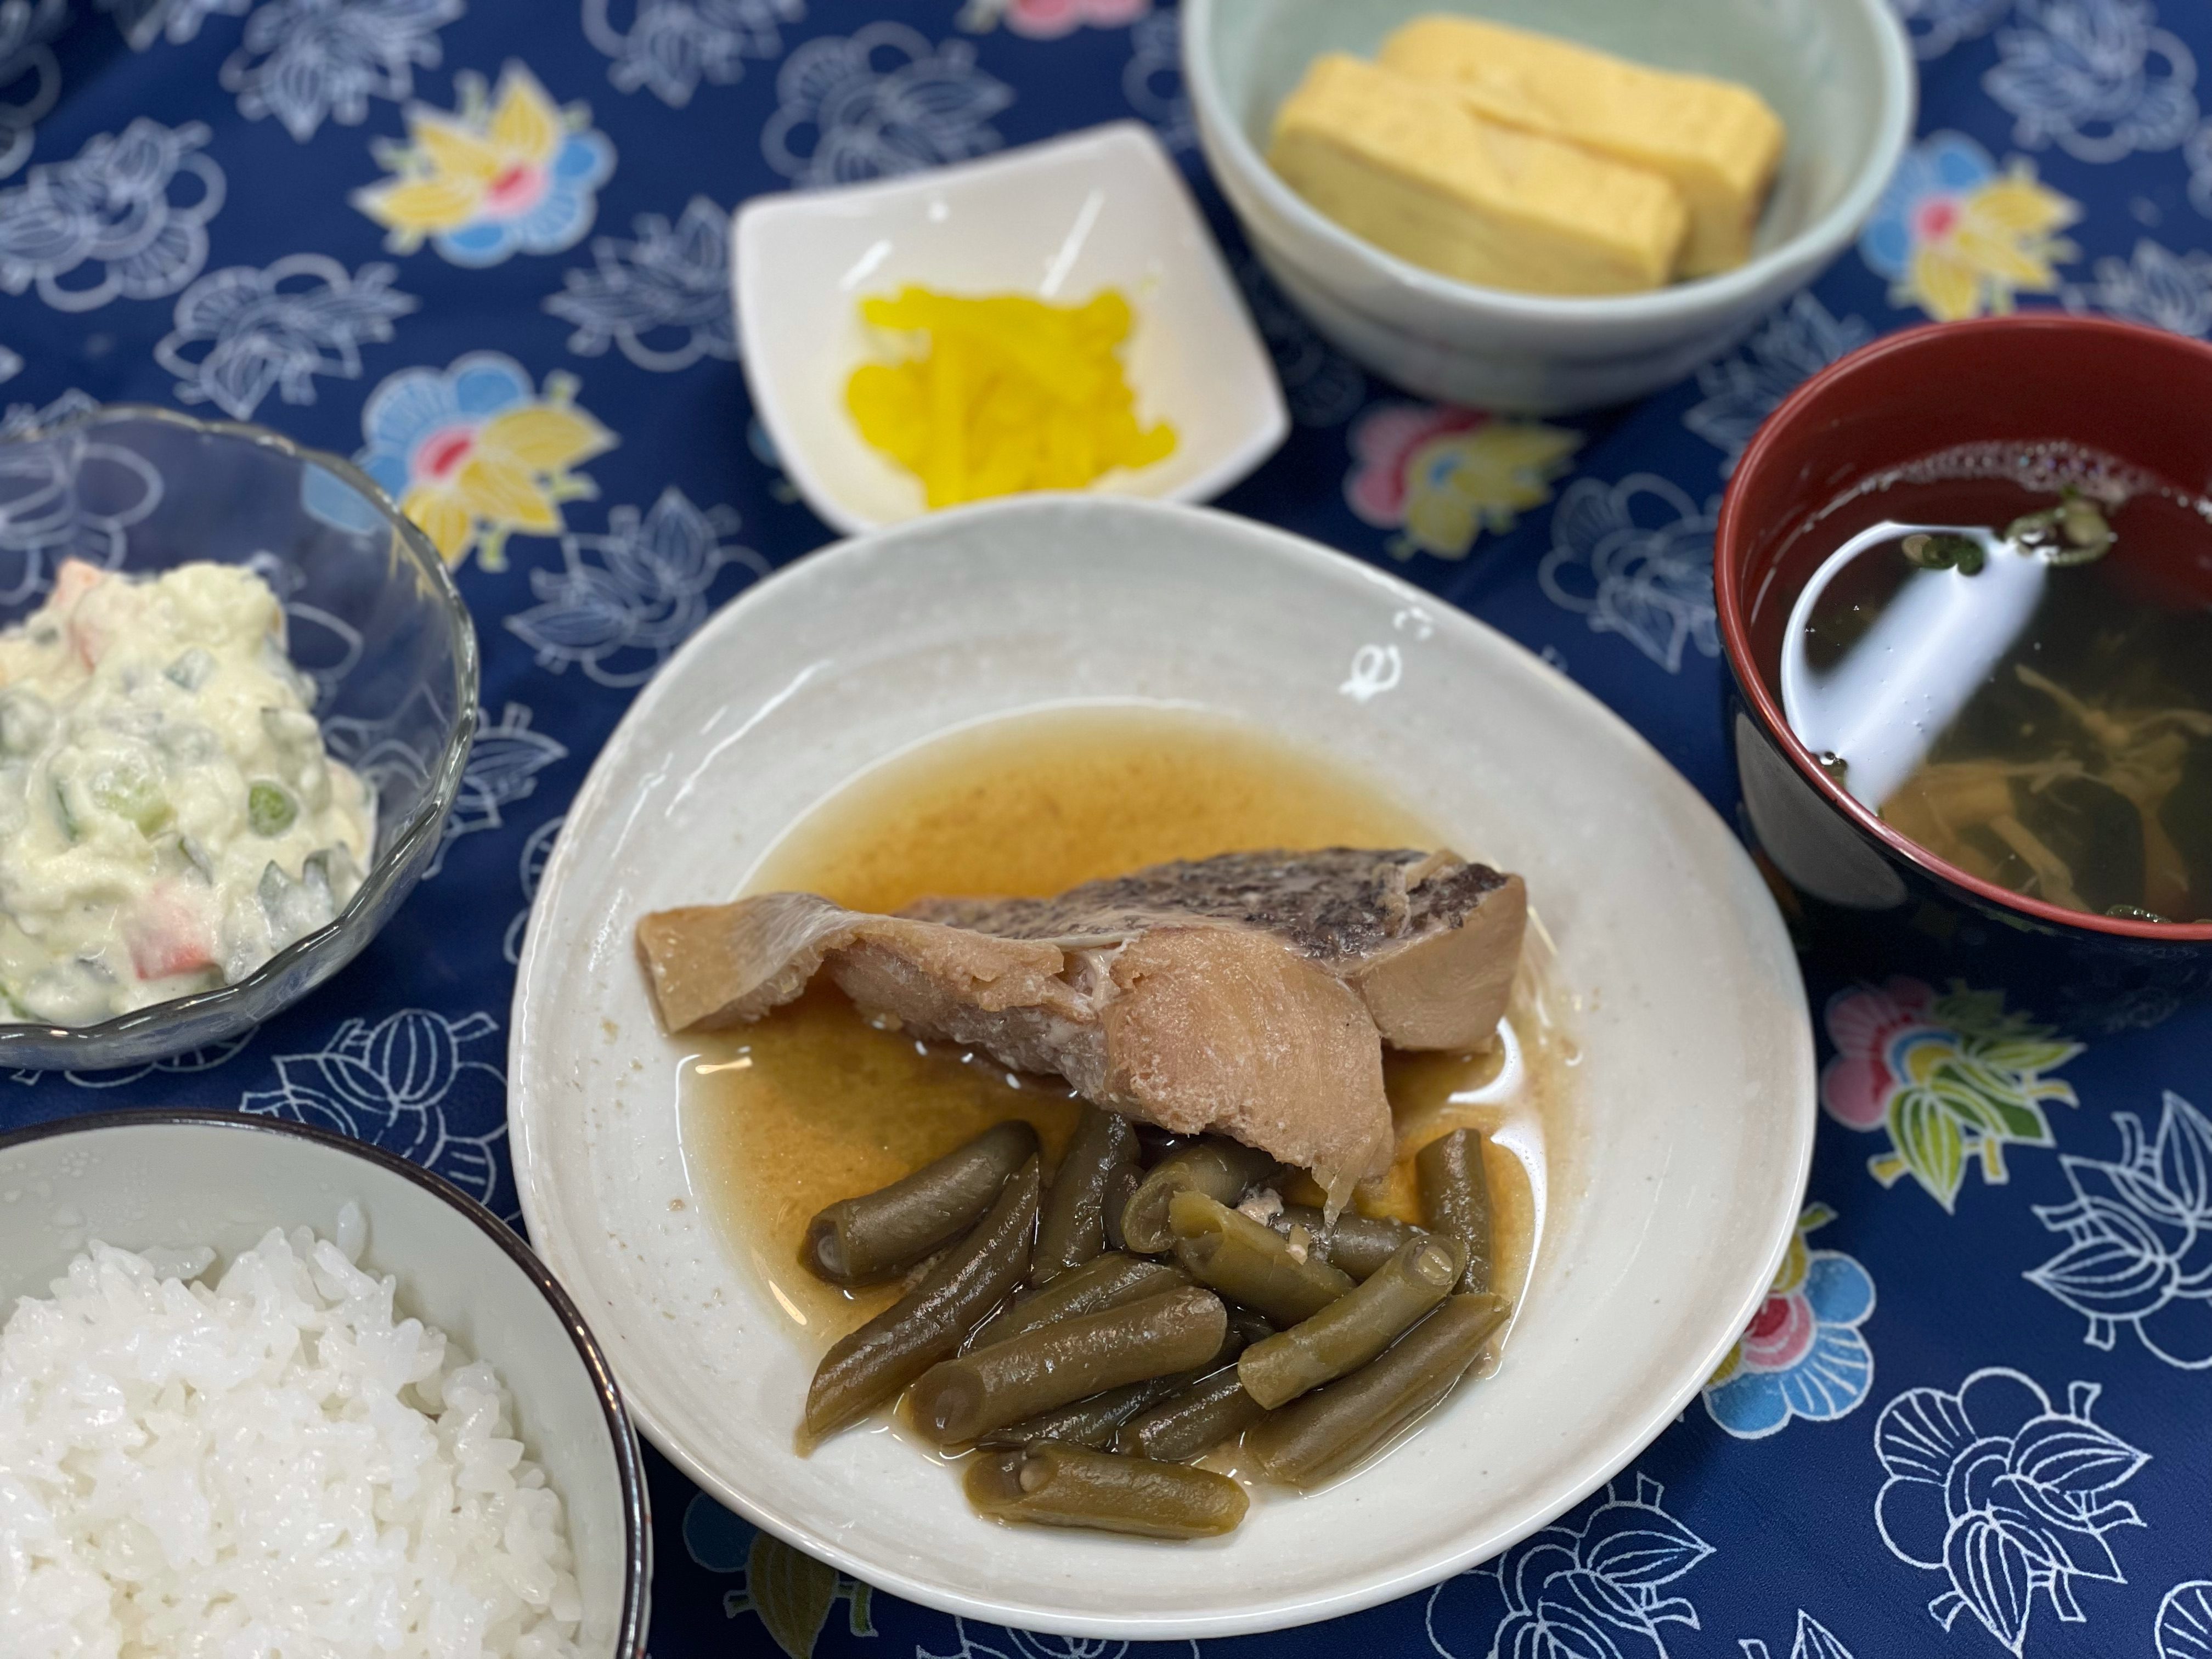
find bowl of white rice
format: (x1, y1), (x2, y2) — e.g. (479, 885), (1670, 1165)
(0, 1110), (648, 1658)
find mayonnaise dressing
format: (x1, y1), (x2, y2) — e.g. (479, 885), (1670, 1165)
(0, 559), (374, 1025)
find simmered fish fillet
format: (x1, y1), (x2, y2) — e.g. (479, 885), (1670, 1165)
(636, 849), (1525, 1210)
(904, 849), (1524, 1049)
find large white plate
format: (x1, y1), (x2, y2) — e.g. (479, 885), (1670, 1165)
(508, 496), (1813, 1638)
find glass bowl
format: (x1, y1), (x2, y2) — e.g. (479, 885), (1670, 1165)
(0, 404), (478, 1067)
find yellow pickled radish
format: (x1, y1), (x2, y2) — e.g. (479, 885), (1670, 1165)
(845, 285), (1177, 509)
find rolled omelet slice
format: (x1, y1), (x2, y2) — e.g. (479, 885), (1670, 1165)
(1268, 54), (1688, 297)
(1378, 16), (1785, 278)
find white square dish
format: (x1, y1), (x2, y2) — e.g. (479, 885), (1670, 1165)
(734, 122), (1289, 534)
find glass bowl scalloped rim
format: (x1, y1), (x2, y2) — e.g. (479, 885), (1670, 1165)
(0, 403), (481, 1063)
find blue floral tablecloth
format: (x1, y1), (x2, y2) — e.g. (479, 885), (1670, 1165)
(5, 2), (2212, 1655)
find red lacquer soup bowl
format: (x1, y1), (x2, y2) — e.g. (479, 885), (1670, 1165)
(1714, 313), (2212, 1032)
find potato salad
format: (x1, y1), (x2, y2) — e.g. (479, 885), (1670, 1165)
(0, 559), (373, 1026)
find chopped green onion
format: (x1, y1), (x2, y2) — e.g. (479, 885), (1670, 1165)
(1901, 532), (1984, 572)
(92, 764), (173, 837)
(164, 648), (215, 691)
(0, 690), (53, 757)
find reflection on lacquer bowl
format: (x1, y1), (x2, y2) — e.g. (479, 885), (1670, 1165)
(1717, 314), (2212, 1032)
(0, 405), (478, 1068)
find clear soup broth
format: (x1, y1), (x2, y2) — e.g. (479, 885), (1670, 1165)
(1765, 443), (2212, 924)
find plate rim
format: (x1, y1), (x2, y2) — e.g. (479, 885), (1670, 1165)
(509, 493), (1815, 1638)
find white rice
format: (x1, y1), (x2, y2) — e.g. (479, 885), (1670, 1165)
(0, 1209), (585, 1659)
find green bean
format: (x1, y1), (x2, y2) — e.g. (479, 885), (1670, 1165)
(1168, 1190), (1353, 1325)
(1100, 1159), (1144, 1252)
(802, 1158), (1040, 1442)
(1227, 1307), (1278, 1348)
(964, 1443), (1248, 1539)
(1115, 1364), (1266, 1462)
(1271, 1205), (1428, 1282)
(1417, 1128), (1494, 1294)
(909, 1285), (1227, 1445)
(970, 1252), (1185, 1350)
(977, 1308), (1257, 1449)
(1120, 1139), (1281, 1254)
(802, 1121), (1039, 1287)
(1244, 1293), (1509, 1488)
(1034, 1107), (1141, 1284)
(975, 1375), (1184, 1450)
(1238, 1234), (1463, 1409)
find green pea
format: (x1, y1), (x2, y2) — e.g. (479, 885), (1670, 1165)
(249, 781), (298, 837)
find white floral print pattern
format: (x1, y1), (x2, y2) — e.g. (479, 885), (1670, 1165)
(240, 1008), (511, 1211)
(221, 0), (464, 142)
(1738, 1611), (1856, 1659)
(0, 0), (67, 180)
(2028, 1090), (2212, 1367)
(1426, 1474), (1713, 1659)
(1123, 8), (1192, 152)
(545, 195), (735, 370)
(2160, 1582), (2212, 1659)
(506, 487), (764, 687)
(1985, 0), (2199, 163)
(1684, 294), (1872, 475)
(0, 387), (97, 440)
(425, 701), (568, 878)
(583, 0), (804, 106)
(502, 813), (561, 964)
(1539, 473), (1721, 674)
(1891, 0), (2010, 59)
(762, 22), (1013, 187)
(0, 117), (224, 311)
(2190, 116), (2212, 216)
(155, 255), (417, 420)
(0, 400), (162, 603)
(99, 0), (250, 49)
(2064, 235), (2212, 332)
(1875, 1368), (2147, 1654)
(63, 1032), (255, 1088)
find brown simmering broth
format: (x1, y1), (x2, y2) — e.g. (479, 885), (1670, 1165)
(678, 703), (1561, 1347)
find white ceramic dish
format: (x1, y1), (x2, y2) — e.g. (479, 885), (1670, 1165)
(734, 122), (1287, 534)
(508, 495), (1815, 1637)
(0, 1110), (650, 1656)
(1184, 0), (1914, 414)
